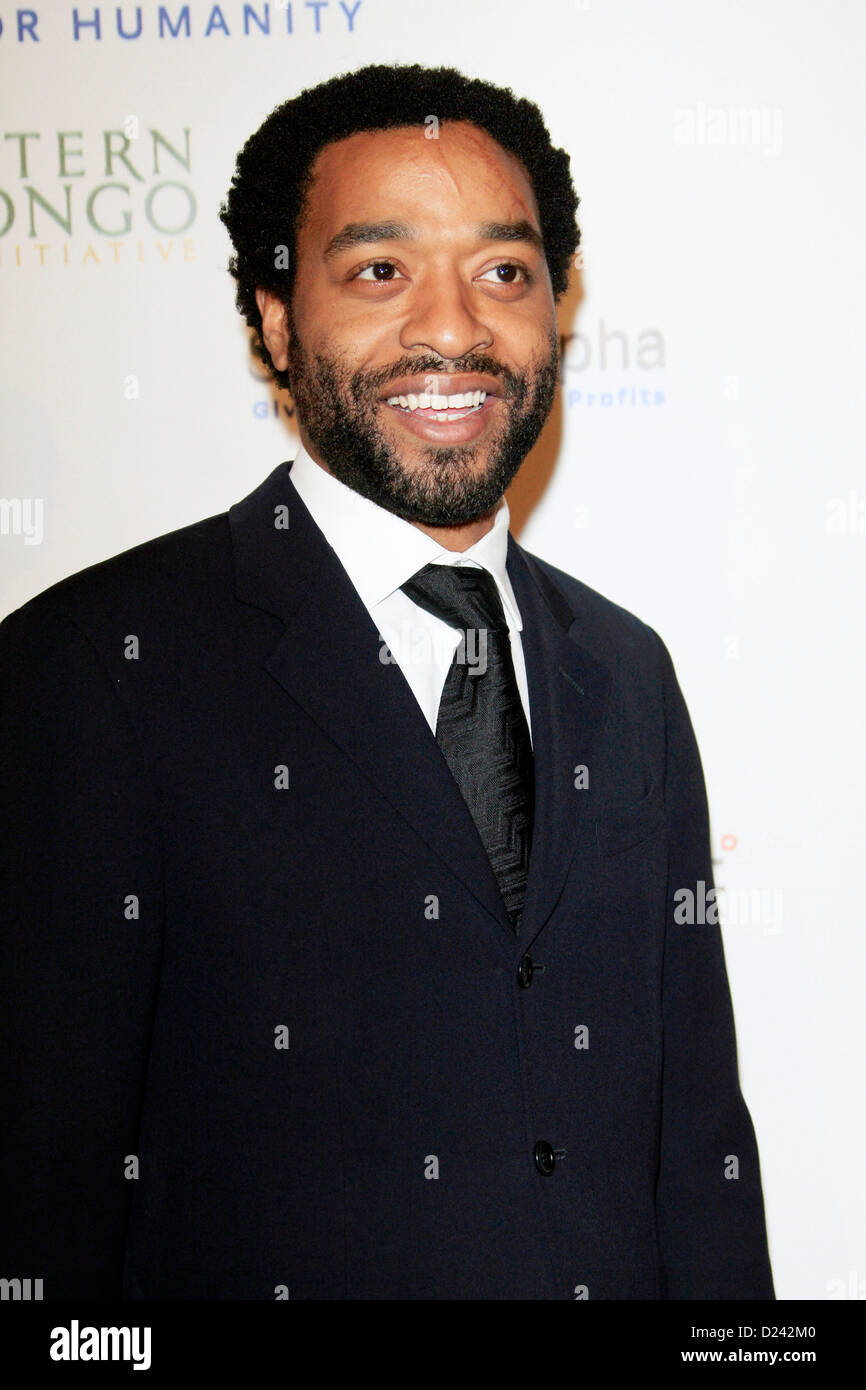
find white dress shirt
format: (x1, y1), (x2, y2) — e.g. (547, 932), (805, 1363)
(288, 443), (532, 743)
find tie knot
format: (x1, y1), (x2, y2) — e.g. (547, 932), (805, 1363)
(400, 563), (508, 633)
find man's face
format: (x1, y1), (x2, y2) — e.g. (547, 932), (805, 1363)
(258, 120), (560, 527)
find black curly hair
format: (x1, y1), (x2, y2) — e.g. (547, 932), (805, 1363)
(219, 62), (581, 395)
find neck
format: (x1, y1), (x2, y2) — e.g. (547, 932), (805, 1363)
(410, 510), (499, 551)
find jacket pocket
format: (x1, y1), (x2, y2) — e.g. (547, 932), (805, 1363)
(595, 781), (666, 858)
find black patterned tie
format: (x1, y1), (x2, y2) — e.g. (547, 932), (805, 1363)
(400, 563), (534, 931)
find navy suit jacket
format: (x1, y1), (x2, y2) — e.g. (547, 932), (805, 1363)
(0, 458), (774, 1299)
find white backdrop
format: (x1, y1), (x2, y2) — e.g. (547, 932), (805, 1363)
(2, 0), (864, 1300)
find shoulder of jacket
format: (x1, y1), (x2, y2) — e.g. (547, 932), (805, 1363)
(2, 510), (230, 639)
(520, 547), (666, 669)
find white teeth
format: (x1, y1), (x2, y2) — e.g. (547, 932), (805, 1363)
(384, 389), (488, 414)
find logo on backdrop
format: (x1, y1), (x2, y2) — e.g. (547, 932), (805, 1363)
(0, 3), (365, 44)
(0, 120), (196, 268)
(560, 322), (666, 411)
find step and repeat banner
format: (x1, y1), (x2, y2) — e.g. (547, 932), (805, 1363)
(2, 0), (864, 1300)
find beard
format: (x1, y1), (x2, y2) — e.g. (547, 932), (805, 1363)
(284, 318), (560, 527)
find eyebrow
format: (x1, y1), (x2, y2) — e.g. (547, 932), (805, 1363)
(322, 218), (545, 259)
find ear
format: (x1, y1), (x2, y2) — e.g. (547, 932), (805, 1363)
(255, 287), (290, 373)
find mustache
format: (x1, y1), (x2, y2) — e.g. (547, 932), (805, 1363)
(350, 352), (523, 401)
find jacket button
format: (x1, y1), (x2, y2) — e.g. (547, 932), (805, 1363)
(533, 1140), (556, 1176)
(517, 954), (534, 989)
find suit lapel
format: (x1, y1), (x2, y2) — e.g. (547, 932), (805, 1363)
(229, 460), (514, 938)
(506, 537), (613, 942)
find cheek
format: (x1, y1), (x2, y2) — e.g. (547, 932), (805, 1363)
(486, 303), (555, 357)
(514, 306), (557, 353)
(296, 306), (391, 370)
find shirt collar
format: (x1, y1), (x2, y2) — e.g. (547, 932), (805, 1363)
(287, 442), (523, 631)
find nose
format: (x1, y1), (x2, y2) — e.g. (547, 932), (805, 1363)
(398, 271), (493, 361)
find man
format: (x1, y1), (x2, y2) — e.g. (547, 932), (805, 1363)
(0, 63), (774, 1300)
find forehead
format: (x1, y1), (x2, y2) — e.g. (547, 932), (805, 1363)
(299, 120), (540, 237)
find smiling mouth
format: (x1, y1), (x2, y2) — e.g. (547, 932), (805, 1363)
(384, 389), (489, 422)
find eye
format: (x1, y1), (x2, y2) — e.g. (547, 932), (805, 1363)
(353, 260), (405, 282)
(478, 262), (531, 285)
